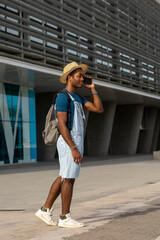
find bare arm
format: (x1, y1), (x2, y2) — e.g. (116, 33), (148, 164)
(83, 83), (104, 113)
(57, 111), (82, 164)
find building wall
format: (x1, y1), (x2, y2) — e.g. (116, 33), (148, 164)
(137, 107), (158, 153)
(86, 103), (160, 156)
(0, 82), (37, 164)
(1, 1), (160, 163)
(110, 104), (143, 155)
(87, 101), (116, 156)
(0, 0), (160, 94)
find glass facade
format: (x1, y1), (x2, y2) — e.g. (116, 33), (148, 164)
(0, 82), (37, 164)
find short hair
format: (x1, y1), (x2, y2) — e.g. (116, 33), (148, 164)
(67, 68), (82, 81)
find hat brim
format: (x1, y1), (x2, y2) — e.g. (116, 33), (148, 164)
(60, 64), (88, 84)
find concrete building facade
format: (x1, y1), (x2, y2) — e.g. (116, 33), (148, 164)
(0, 0), (160, 164)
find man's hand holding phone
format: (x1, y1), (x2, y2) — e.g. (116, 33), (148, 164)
(83, 75), (95, 90)
(83, 75), (92, 85)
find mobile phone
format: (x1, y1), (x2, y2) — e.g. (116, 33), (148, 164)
(83, 75), (92, 85)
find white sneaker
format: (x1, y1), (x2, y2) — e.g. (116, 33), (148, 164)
(58, 213), (84, 228)
(35, 208), (57, 226)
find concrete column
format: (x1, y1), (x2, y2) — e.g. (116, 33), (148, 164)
(110, 104), (143, 155)
(87, 101), (116, 156)
(36, 92), (57, 162)
(151, 110), (160, 151)
(156, 123), (160, 151)
(137, 107), (157, 153)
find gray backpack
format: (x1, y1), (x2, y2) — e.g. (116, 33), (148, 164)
(42, 90), (71, 145)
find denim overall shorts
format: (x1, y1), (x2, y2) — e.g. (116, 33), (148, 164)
(57, 93), (85, 179)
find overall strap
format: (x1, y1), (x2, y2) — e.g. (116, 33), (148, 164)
(53, 90), (71, 131)
(75, 92), (83, 104)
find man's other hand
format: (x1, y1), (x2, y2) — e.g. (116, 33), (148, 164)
(71, 148), (82, 164)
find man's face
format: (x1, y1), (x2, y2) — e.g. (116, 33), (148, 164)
(69, 69), (84, 88)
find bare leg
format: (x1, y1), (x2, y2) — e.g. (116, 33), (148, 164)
(44, 176), (61, 209)
(61, 178), (75, 215)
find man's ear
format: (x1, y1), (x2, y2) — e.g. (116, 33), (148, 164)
(67, 74), (72, 81)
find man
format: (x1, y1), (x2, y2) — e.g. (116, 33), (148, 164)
(35, 62), (103, 228)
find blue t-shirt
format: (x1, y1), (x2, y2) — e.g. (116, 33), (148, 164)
(55, 89), (88, 130)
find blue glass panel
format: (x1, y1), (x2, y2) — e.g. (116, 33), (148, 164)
(30, 122), (37, 161)
(6, 93), (12, 121)
(12, 85), (19, 122)
(1, 83), (37, 164)
(4, 83), (20, 121)
(18, 97), (22, 122)
(29, 89), (36, 122)
(29, 89), (37, 162)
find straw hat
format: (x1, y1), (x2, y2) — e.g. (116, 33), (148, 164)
(60, 62), (88, 84)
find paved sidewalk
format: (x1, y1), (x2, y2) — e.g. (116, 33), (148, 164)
(65, 207), (160, 240)
(1, 154), (160, 240)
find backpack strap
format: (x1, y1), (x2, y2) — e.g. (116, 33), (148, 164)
(53, 89), (71, 131)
